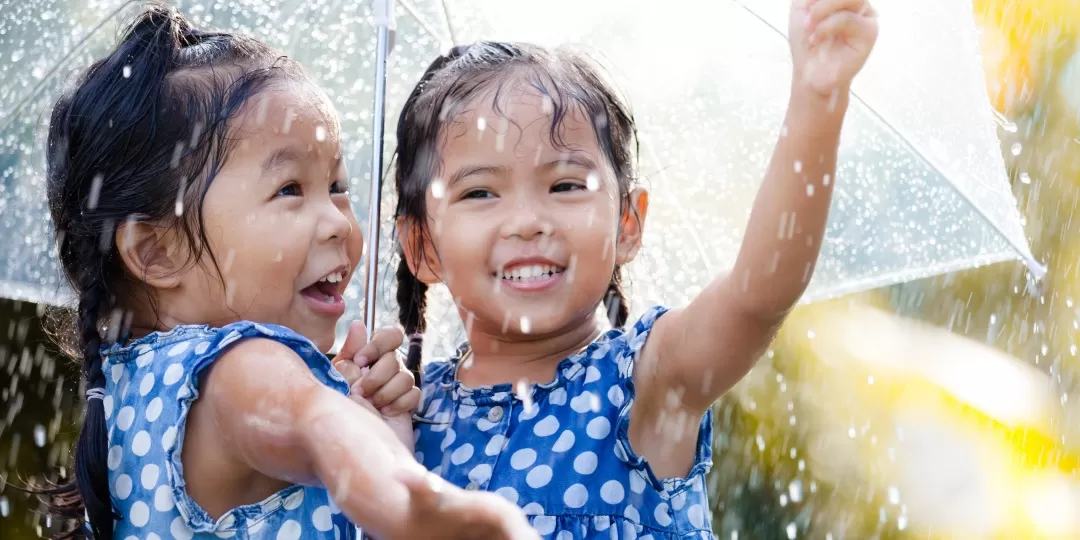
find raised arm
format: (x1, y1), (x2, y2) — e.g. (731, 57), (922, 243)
(639, 0), (879, 414)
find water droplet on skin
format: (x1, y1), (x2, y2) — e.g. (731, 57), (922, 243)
(501, 313), (512, 333)
(1011, 142), (1023, 156)
(273, 251), (283, 262)
(822, 174), (831, 186)
(793, 161), (803, 173)
(430, 178), (446, 199)
(586, 172), (600, 191)
(88, 174), (104, 210)
(315, 125), (327, 142)
(806, 184), (815, 196)
(122, 65), (132, 78)
(519, 316), (531, 334)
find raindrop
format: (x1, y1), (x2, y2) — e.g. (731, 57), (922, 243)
(867, 375), (874, 385)
(887, 485), (900, 504)
(88, 174), (104, 210)
(779, 494), (788, 507)
(541, 95), (554, 115)
(171, 142), (185, 169)
(798, 459), (805, 471)
(315, 125), (327, 142)
(282, 108), (295, 134)
(1011, 142), (1023, 156)
(755, 434), (765, 451)
(1020, 172), (1032, 184)
(793, 160), (803, 173)
(34, 424), (46, 447)
(586, 172), (600, 192)
(0, 496), (8, 517)
(122, 65), (132, 78)
(786, 522), (797, 539)
(477, 116), (487, 135)
(897, 515), (908, 530)
(516, 378), (534, 412)
(848, 427), (856, 438)
(806, 184), (815, 197)
(430, 178), (446, 199)
(806, 330), (815, 340)
(519, 316), (531, 334)
(788, 479), (803, 503)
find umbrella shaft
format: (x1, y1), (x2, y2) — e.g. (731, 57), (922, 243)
(364, 23), (390, 339)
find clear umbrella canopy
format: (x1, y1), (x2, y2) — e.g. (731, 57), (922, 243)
(0, 0), (1041, 359)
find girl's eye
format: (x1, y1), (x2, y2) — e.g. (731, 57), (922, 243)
(330, 179), (349, 194)
(275, 183), (301, 197)
(461, 188), (495, 200)
(552, 181), (586, 193)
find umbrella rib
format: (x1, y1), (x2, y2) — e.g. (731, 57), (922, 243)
(730, 0), (1045, 279)
(398, 0), (451, 44)
(438, 0), (458, 46)
(0, 0), (139, 133)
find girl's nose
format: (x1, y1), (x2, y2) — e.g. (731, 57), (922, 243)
(499, 199), (552, 241)
(317, 198), (354, 242)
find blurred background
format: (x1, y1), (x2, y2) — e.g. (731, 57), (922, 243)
(3, 0), (1080, 538)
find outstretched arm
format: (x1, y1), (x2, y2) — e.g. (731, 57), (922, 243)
(639, 0), (879, 414)
(185, 338), (536, 540)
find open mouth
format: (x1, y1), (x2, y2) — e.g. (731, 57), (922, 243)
(497, 264), (566, 283)
(300, 269), (347, 303)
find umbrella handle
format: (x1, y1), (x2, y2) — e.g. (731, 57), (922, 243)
(364, 0), (396, 340)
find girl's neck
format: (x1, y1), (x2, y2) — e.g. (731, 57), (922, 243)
(456, 313), (605, 389)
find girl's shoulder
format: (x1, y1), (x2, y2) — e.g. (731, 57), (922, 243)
(101, 321), (355, 538)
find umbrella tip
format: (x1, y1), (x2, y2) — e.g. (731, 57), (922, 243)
(1024, 258), (1048, 296)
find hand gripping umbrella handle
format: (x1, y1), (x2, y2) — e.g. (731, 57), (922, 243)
(364, 0), (396, 341)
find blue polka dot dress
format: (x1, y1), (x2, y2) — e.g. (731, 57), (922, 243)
(100, 322), (356, 539)
(414, 307), (716, 539)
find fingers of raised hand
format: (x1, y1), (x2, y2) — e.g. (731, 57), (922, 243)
(354, 326), (405, 368)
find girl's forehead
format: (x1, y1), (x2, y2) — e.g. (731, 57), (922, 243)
(237, 84), (339, 139)
(443, 88), (601, 160)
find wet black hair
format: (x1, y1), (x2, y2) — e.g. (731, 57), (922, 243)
(37, 3), (305, 537)
(393, 42), (639, 383)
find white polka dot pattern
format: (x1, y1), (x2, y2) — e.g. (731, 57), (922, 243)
(100, 321), (355, 538)
(413, 306), (716, 539)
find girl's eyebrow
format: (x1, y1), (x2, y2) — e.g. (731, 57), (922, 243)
(448, 164), (510, 187)
(448, 152), (599, 187)
(537, 152), (598, 172)
(261, 146), (307, 175)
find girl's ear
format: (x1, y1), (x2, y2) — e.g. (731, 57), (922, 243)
(615, 188), (649, 265)
(115, 217), (186, 289)
(397, 216), (443, 284)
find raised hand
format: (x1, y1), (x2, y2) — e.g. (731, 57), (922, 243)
(789, 0), (879, 97)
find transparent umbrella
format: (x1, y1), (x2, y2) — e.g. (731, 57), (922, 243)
(0, 0), (1043, 361)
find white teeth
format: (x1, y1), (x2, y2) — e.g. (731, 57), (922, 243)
(318, 271), (346, 284)
(500, 264), (564, 281)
